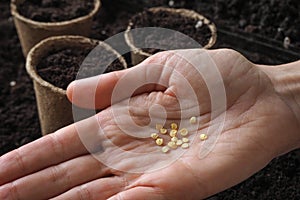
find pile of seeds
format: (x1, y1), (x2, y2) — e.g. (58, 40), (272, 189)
(150, 116), (208, 153)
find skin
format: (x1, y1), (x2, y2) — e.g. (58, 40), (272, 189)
(0, 49), (299, 200)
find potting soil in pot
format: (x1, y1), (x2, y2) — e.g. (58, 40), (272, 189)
(36, 46), (125, 90)
(130, 9), (213, 54)
(18, 0), (95, 22)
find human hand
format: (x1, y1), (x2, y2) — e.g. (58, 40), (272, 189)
(1, 49), (299, 200)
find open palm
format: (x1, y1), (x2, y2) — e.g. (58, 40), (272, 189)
(0, 49), (299, 200)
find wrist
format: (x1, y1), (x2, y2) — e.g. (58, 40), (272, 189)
(259, 61), (300, 150)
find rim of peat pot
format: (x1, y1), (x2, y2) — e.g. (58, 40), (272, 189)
(11, 0), (101, 28)
(125, 7), (218, 58)
(11, 0), (101, 56)
(26, 35), (127, 96)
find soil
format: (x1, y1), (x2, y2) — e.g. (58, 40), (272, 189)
(146, 0), (196, 9)
(18, 0), (95, 22)
(90, 0), (147, 67)
(208, 151), (300, 200)
(37, 46), (125, 90)
(129, 9), (212, 54)
(90, 0), (299, 65)
(194, 0), (300, 49)
(0, 0), (299, 199)
(0, 0), (41, 155)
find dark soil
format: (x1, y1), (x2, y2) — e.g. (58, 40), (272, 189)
(146, 0), (196, 9)
(130, 9), (212, 54)
(18, 0), (95, 22)
(37, 46), (125, 90)
(90, 0), (147, 67)
(0, 1), (41, 155)
(0, 0), (299, 199)
(91, 0), (299, 65)
(194, 0), (300, 49)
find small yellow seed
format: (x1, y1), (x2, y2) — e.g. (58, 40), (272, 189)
(151, 133), (159, 139)
(171, 137), (178, 143)
(168, 141), (177, 149)
(171, 123), (178, 130)
(156, 124), (163, 130)
(190, 116), (197, 124)
(156, 138), (164, 146)
(162, 146), (170, 153)
(160, 128), (168, 134)
(182, 137), (189, 143)
(180, 128), (189, 136)
(169, 129), (177, 137)
(200, 134), (208, 141)
(181, 143), (189, 149)
(176, 140), (183, 146)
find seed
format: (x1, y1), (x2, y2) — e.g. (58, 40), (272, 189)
(160, 128), (168, 134)
(150, 133), (159, 139)
(181, 143), (189, 149)
(182, 137), (189, 143)
(180, 128), (189, 136)
(169, 129), (177, 137)
(168, 141), (177, 149)
(156, 138), (164, 146)
(162, 146), (170, 153)
(190, 116), (197, 124)
(176, 140), (183, 146)
(171, 137), (178, 143)
(156, 124), (163, 130)
(170, 123), (178, 130)
(200, 134), (208, 141)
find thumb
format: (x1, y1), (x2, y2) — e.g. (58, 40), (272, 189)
(66, 53), (172, 109)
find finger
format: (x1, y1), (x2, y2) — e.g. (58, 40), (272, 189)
(0, 155), (110, 200)
(52, 176), (126, 200)
(108, 187), (164, 200)
(0, 115), (101, 185)
(67, 52), (174, 109)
